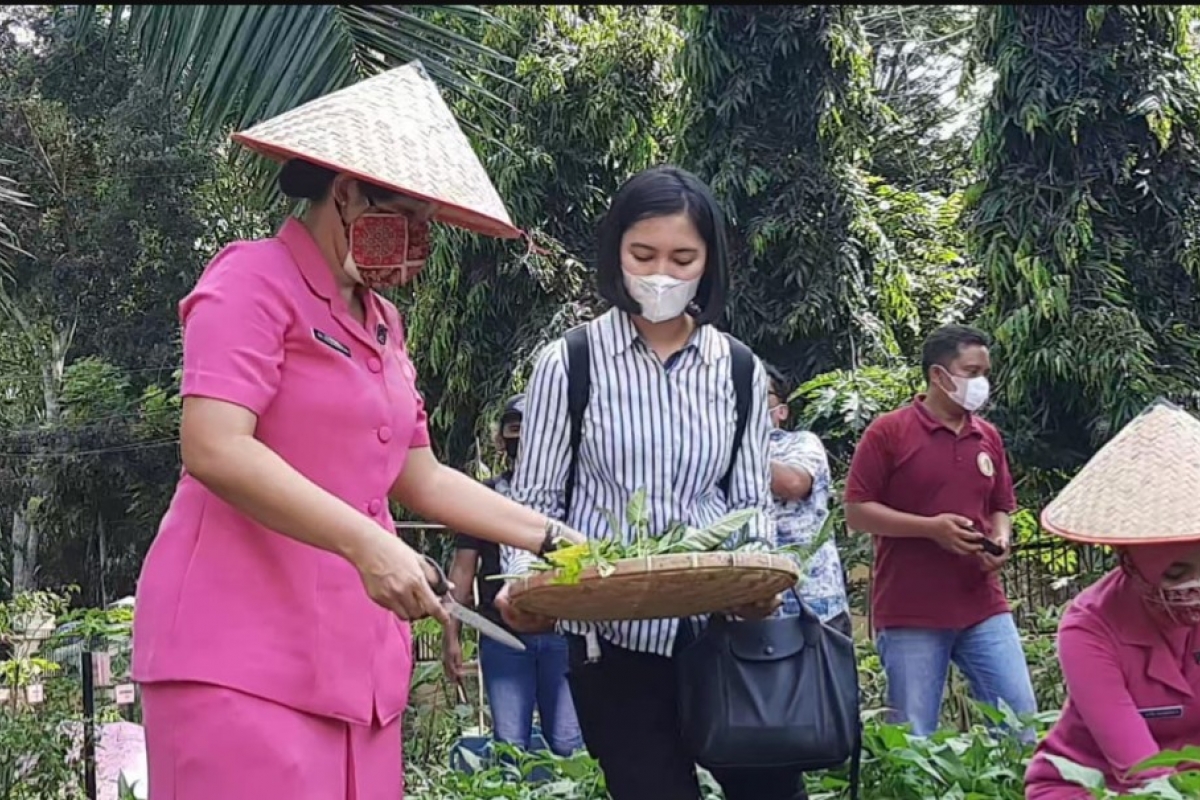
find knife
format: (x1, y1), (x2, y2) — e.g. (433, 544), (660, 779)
(422, 555), (527, 652)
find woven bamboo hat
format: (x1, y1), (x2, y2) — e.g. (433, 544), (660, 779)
(231, 60), (519, 239)
(1041, 400), (1200, 545)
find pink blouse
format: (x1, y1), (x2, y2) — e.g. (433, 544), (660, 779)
(1026, 569), (1200, 798)
(132, 218), (430, 727)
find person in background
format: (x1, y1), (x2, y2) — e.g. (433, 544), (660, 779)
(442, 394), (583, 758)
(843, 324), (1036, 738)
(1026, 403), (1200, 798)
(763, 362), (851, 638)
(494, 165), (790, 800)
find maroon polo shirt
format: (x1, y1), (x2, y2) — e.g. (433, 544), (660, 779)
(844, 396), (1017, 631)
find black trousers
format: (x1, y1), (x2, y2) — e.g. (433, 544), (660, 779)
(565, 635), (808, 800)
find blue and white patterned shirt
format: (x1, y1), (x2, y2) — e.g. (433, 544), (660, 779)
(501, 308), (775, 657)
(770, 427), (848, 621)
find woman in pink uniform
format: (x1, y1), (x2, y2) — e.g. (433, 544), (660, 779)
(1026, 401), (1200, 798)
(132, 63), (582, 800)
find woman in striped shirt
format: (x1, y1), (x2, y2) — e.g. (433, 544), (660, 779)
(496, 166), (802, 800)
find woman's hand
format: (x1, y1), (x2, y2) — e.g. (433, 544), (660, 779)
(495, 582), (557, 634)
(349, 527), (450, 624)
(547, 519), (588, 548)
(726, 594), (783, 620)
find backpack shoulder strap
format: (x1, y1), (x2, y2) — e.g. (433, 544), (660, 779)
(719, 333), (756, 497)
(563, 324), (591, 518)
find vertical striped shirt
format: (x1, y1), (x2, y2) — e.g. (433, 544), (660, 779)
(501, 308), (775, 657)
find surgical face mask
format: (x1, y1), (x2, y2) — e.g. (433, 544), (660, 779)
(940, 368), (990, 412)
(768, 402), (787, 428)
(340, 209), (430, 290)
(623, 272), (700, 323)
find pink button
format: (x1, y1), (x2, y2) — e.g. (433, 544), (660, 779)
(368, 499), (382, 516)
(378, 426), (393, 443)
(367, 357), (382, 373)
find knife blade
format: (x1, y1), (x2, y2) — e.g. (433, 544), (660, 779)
(446, 599), (528, 652)
(422, 555), (527, 652)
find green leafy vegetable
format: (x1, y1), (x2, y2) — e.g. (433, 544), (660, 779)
(493, 488), (804, 587)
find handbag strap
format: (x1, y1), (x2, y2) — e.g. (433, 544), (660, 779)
(848, 726), (861, 800)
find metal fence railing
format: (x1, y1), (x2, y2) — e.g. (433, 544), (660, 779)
(1002, 537), (1115, 629)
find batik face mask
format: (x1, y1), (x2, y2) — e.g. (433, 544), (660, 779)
(1121, 548), (1200, 626)
(1160, 578), (1200, 626)
(342, 212), (430, 290)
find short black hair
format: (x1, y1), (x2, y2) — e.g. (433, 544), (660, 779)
(763, 361), (792, 400)
(920, 324), (991, 379)
(278, 158), (402, 204)
(595, 165), (730, 326)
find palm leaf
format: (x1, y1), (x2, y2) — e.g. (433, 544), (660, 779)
(0, 164), (32, 277)
(65, 5), (516, 206)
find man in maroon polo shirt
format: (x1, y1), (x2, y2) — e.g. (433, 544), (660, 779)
(844, 324), (1036, 737)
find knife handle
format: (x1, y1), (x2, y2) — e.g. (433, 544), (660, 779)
(421, 555), (450, 597)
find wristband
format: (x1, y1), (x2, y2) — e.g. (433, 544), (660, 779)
(537, 520), (562, 558)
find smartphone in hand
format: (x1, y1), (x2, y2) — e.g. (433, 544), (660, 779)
(980, 537), (1006, 557)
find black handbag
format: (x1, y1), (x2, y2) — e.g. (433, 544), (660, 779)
(676, 597), (862, 797)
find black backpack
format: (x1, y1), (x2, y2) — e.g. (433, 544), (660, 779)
(561, 323), (756, 516)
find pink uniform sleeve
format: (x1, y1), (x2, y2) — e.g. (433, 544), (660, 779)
(383, 303), (430, 450)
(844, 417), (892, 504)
(179, 244), (292, 416)
(1057, 614), (1171, 787)
(408, 379), (431, 450)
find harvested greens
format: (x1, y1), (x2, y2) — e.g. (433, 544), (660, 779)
(496, 488), (819, 587)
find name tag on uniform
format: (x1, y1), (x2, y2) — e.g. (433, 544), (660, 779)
(313, 329), (352, 358)
(1137, 705), (1183, 720)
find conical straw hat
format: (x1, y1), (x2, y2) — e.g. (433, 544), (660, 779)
(231, 60), (519, 239)
(1041, 400), (1200, 545)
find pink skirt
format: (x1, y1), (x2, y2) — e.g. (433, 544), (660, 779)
(141, 682), (403, 800)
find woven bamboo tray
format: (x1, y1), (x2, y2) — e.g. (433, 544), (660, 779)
(507, 552), (800, 621)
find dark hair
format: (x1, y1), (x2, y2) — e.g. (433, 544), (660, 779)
(595, 165), (730, 325)
(277, 158), (402, 204)
(763, 361), (792, 400)
(920, 324), (992, 380)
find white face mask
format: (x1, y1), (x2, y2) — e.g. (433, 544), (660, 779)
(943, 370), (990, 412)
(623, 272), (700, 323)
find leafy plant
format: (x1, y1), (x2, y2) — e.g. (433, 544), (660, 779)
(1048, 747), (1200, 798)
(966, 4), (1200, 475)
(408, 743), (610, 799)
(0, 591), (86, 800)
(403, 5), (684, 472)
(496, 488), (799, 586)
(62, 5), (514, 205)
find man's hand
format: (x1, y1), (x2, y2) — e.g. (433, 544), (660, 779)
(727, 594), (783, 620)
(980, 534), (1011, 572)
(495, 582), (556, 634)
(441, 629), (466, 683)
(926, 513), (986, 556)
